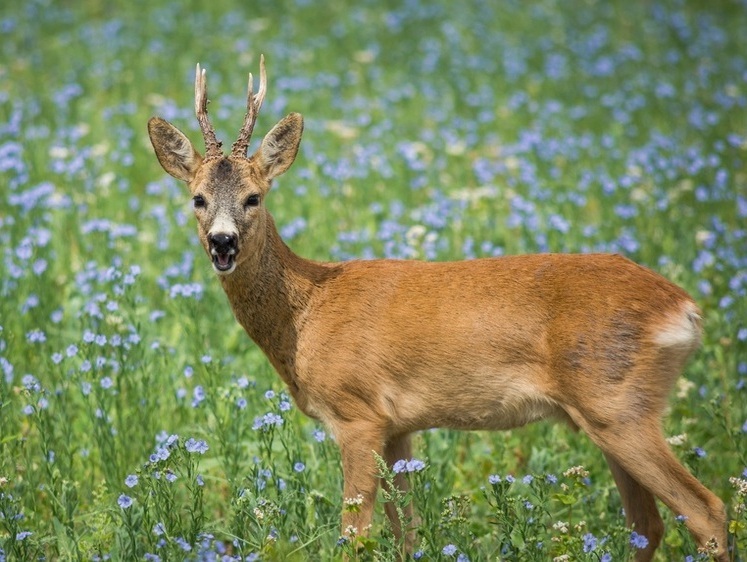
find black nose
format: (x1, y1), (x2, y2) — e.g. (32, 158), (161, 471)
(209, 232), (237, 253)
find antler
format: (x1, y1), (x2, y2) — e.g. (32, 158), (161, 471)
(194, 63), (224, 160)
(231, 54), (267, 158)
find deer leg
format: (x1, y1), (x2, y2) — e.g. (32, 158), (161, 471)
(568, 408), (727, 561)
(604, 453), (664, 562)
(337, 422), (385, 544)
(382, 433), (415, 552)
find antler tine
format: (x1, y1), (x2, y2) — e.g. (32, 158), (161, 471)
(231, 54), (267, 158)
(194, 63), (223, 160)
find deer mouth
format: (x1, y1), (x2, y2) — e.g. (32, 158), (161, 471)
(211, 250), (236, 272)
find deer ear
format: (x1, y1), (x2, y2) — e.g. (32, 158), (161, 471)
(256, 113), (303, 180)
(148, 117), (203, 182)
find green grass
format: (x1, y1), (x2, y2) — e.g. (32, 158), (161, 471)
(1, 0), (746, 560)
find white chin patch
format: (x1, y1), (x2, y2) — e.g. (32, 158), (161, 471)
(213, 261), (237, 275)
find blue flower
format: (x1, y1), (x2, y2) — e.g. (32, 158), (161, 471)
(185, 438), (209, 454)
(118, 494), (133, 509)
(294, 462), (305, 473)
(124, 474), (138, 488)
(191, 386), (205, 408)
(252, 412), (284, 431)
(583, 532), (597, 552)
(442, 544), (458, 556)
(630, 531), (648, 550)
(406, 459), (425, 472)
(393, 458), (426, 473)
(488, 474), (501, 485)
(16, 531), (32, 541)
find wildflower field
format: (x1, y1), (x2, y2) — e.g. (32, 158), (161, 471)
(2, 0), (747, 560)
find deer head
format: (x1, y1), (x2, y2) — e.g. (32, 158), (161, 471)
(148, 56), (304, 275)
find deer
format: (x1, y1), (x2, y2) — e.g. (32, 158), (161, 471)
(147, 56), (728, 561)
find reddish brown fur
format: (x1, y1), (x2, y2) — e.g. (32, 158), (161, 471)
(147, 62), (728, 562)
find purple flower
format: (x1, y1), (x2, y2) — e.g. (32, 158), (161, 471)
(393, 458), (426, 474)
(184, 438), (208, 454)
(406, 459), (425, 472)
(252, 412), (284, 431)
(488, 474), (501, 485)
(191, 385), (205, 408)
(630, 531), (649, 550)
(583, 533), (597, 552)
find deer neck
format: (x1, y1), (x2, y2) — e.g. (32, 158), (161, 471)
(218, 214), (326, 388)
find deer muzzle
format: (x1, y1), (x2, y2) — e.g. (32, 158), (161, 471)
(208, 232), (238, 273)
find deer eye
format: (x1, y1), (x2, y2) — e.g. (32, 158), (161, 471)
(244, 194), (261, 208)
(193, 195), (206, 209)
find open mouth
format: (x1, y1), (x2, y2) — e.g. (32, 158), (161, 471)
(211, 251), (236, 272)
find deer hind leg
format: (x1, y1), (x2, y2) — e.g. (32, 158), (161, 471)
(604, 453), (664, 562)
(382, 433), (416, 553)
(567, 407), (727, 561)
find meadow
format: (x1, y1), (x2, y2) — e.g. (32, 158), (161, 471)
(1, 0), (746, 560)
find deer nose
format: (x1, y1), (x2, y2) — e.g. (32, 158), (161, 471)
(208, 232), (238, 254)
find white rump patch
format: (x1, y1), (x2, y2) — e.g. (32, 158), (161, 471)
(653, 302), (702, 348)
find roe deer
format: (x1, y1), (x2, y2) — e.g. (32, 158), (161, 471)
(147, 56), (728, 561)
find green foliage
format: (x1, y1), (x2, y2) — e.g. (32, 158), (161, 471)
(1, 0), (746, 560)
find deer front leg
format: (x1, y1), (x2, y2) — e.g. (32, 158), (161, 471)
(382, 433), (415, 553)
(337, 422), (386, 546)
